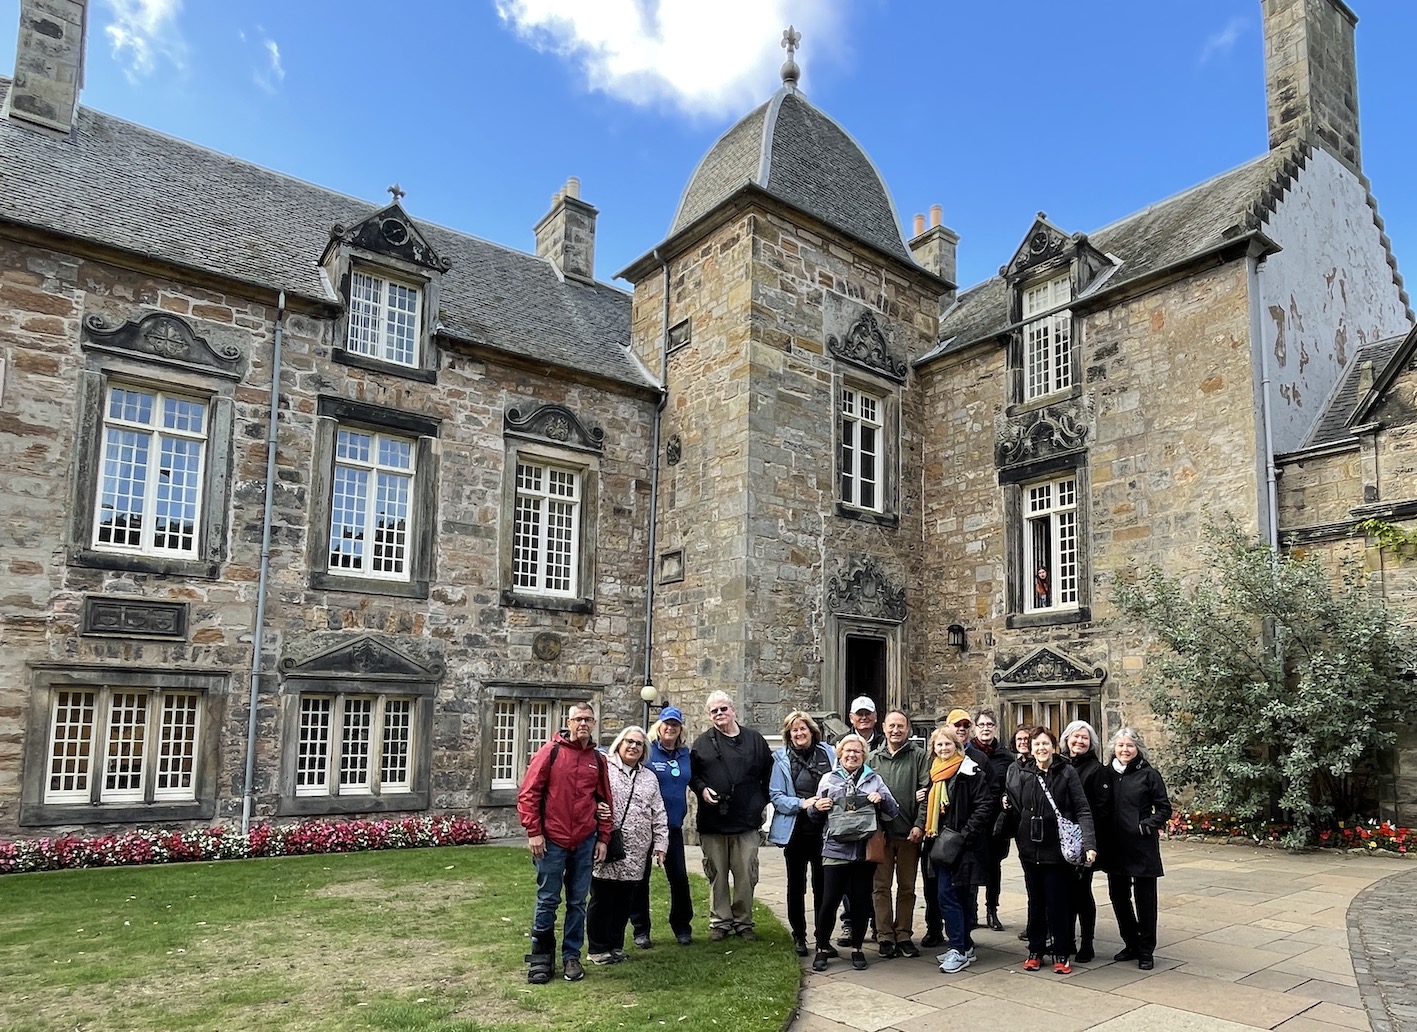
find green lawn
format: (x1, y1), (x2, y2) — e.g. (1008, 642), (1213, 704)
(0, 844), (801, 1031)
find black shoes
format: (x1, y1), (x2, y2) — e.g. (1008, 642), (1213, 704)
(675, 931), (693, 946)
(851, 950), (868, 970)
(920, 930), (945, 948)
(563, 956), (584, 981)
(525, 953), (553, 984)
(986, 909), (1004, 931)
(878, 940), (896, 959)
(1076, 942), (1094, 963)
(633, 933), (652, 950)
(895, 939), (919, 958)
(1139, 956), (1155, 970)
(793, 933), (809, 957)
(1114, 946), (1139, 962)
(812, 950), (830, 972)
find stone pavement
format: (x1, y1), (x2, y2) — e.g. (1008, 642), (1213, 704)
(694, 839), (1412, 1032)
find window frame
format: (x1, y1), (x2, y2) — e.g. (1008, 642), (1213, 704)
(1002, 695), (1097, 743)
(1003, 463), (1091, 629)
(291, 692), (419, 800)
(482, 686), (601, 805)
(500, 441), (598, 614)
(20, 665), (223, 827)
(1022, 474), (1080, 615)
(345, 268), (422, 369)
(833, 370), (900, 527)
(332, 256), (440, 384)
(1020, 272), (1073, 402)
(308, 397), (440, 599)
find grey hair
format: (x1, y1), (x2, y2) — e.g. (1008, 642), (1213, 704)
(705, 690), (734, 712)
(609, 725), (649, 765)
(1113, 726), (1148, 760)
(1060, 719), (1101, 759)
(835, 733), (869, 758)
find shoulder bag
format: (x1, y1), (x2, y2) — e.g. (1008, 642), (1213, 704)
(605, 767), (637, 863)
(825, 790), (878, 842)
(1036, 773), (1085, 865)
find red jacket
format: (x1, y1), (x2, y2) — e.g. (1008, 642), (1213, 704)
(517, 732), (614, 849)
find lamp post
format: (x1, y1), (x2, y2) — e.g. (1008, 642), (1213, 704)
(640, 682), (659, 729)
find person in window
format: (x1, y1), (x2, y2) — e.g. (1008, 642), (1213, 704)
(923, 726), (991, 974)
(809, 734), (898, 973)
(1005, 726), (1096, 975)
(1034, 565), (1051, 608)
(971, 709), (1014, 932)
(630, 706), (694, 947)
(516, 702), (613, 984)
(1102, 727), (1173, 971)
(586, 726), (667, 965)
(1060, 719), (1108, 963)
(768, 711), (837, 956)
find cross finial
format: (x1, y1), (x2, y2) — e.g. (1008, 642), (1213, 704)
(780, 25), (801, 90)
(388, 183), (406, 202)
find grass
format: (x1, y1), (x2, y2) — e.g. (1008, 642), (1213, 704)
(0, 843), (801, 1031)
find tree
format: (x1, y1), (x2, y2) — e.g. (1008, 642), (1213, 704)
(1112, 518), (1417, 847)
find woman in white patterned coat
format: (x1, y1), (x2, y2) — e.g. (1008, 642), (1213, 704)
(586, 725), (668, 964)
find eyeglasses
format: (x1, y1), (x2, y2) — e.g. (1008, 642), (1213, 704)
(624, 740), (645, 749)
(569, 716), (595, 724)
(709, 706), (730, 715)
(976, 722), (996, 729)
(953, 721), (972, 729)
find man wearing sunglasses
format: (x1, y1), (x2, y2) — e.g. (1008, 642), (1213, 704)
(690, 691), (773, 941)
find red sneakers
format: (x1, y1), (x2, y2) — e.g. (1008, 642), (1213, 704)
(1053, 957), (1072, 975)
(1023, 954), (1042, 971)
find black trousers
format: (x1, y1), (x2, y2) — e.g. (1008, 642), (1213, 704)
(586, 876), (636, 954)
(816, 861), (873, 951)
(628, 828), (693, 938)
(1071, 866), (1096, 945)
(782, 821), (825, 940)
(921, 848), (940, 935)
(1108, 872), (1159, 956)
(984, 830), (1011, 910)
(1022, 861), (1075, 957)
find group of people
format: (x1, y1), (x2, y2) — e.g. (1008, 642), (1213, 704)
(514, 693), (1172, 985)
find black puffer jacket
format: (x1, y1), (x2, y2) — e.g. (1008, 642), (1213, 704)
(1005, 760), (1096, 866)
(1066, 751), (1111, 837)
(931, 756), (997, 888)
(1100, 757), (1172, 878)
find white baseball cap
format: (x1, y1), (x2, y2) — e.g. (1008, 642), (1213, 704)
(850, 696), (877, 714)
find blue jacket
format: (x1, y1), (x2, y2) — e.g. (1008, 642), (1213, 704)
(646, 739), (691, 830)
(768, 742), (837, 846)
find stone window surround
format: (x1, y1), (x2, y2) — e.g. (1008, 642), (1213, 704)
(998, 690), (1099, 741)
(1001, 456), (1091, 629)
(67, 356), (236, 580)
(307, 396), (441, 600)
(329, 249), (441, 384)
(833, 367), (901, 529)
(1007, 268), (1081, 411)
(20, 664), (225, 827)
(481, 684), (602, 807)
(500, 439), (600, 615)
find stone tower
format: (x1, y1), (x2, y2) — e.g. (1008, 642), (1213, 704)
(1263, 0), (1362, 172)
(618, 58), (951, 730)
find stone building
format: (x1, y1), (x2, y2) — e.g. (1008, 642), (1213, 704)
(0, 0), (1413, 838)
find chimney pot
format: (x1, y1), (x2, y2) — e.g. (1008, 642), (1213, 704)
(913, 213), (925, 236)
(566, 176), (580, 199)
(930, 204), (942, 229)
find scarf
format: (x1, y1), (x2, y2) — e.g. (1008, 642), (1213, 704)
(1112, 757), (1128, 773)
(974, 738), (998, 756)
(924, 753), (964, 838)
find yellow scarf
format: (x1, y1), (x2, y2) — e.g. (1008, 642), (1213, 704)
(925, 754), (964, 838)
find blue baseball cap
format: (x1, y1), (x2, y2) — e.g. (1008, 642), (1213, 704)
(658, 706), (684, 723)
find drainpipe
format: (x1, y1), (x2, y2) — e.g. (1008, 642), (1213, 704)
(641, 250), (670, 726)
(242, 290), (286, 835)
(1248, 255), (1280, 551)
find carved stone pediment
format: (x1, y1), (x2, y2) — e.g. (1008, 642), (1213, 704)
(330, 203), (451, 272)
(827, 555), (906, 622)
(82, 311), (246, 377)
(992, 645), (1105, 691)
(995, 397), (1091, 469)
(505, 403), (605, 453)
(1004, 215), (1071, 281)
(826, 310), (907, 383)
(281, 635), (445, 681)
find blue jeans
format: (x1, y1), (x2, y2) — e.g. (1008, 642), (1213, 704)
(531, 835), (596, 960)
(932, 861), (968, 954)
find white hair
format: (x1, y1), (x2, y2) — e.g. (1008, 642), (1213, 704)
(1061, 719), (1101, 759)
(705, 690), (734, 711)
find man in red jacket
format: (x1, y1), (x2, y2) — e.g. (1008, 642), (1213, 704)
(517, 702), (613, 984)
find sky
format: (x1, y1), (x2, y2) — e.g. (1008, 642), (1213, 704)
(1, 0), (1414, 296)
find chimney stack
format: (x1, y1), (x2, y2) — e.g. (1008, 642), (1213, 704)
(1262, 0), (1361, 173)
(534, 177), (598, 284)
(5, 0), (87, 134)
(909, 207), (959, 308)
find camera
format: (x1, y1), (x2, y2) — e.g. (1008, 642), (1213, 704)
(1030, 816), (1045, 843)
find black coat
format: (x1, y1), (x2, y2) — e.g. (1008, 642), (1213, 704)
(931, 757), (996, 888)
(689, 727), (773, 835)
(1005, 760), (1096, 866)
(1100, 757), (1172, 878)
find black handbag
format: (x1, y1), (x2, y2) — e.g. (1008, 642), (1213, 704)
(825, 792), (878, 842)
(605, 827), (627, 863)
(929, 827), (965, 866)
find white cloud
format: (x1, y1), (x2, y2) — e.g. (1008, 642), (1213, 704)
(1200, 16), (1247, 64)
(495, 0), (846, 117)
(254, 38), (286, 94)
(102, 0), (186, 81)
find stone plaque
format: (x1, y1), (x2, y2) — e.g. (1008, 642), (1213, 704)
(82, 597), (189, 639)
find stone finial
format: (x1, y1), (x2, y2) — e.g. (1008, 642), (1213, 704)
(780, 25), (801, 90)
(387, 183), (406, 202)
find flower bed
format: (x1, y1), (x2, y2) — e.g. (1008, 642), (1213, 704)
(1168, 810), (1413, 854)
(0, 814), (488, 875)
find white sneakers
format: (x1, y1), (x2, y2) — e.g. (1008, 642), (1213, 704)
(937, 948), (975, 973)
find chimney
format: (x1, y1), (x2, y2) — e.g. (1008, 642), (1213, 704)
(1262, 0), (1361, 173)
(909, 205), (959, 307)
(5, 0), (87, 134)
(534, 177), (598, 284)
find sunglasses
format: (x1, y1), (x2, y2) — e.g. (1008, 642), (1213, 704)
(709, 706), (731, 714)
(953, 721), (972, 729)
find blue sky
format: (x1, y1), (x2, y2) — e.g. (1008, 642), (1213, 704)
(1, 0), (1414, 295)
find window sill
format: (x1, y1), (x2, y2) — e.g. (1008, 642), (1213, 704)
(1006, 386), (1082, 417)
(69, 548), (221, 580)
(277, 791), (430, 818)
(1006, 607), (1090, 630)
(310, 571), (430, 599)
(484, 788), (520, 808)
(500, 590), (594, 615)
(334, 348), (437, 384)
(21, 799), (215, 827)
(833, 502), (899, 529)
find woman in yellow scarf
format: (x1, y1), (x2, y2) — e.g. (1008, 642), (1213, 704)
(922, 727), (990, 974)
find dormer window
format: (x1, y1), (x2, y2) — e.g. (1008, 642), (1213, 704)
(1022, 273), (1072, 400)
(347, 270), (421, 367)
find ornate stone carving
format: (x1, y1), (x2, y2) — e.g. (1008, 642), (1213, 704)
(666, 434), (682, 466)
(827, 555), (906, 622)
(504, 403), (605, 452)
(281, 635), (445, 681)
(532, 632), (562, 662)
(995, 398), (1091, 469)
(1005, 215), (1070, 280)
(81, 596), (189, 639)
(332, 204), (452, 271)
(991, 645), (1106, 691)
(826, 310), (907, 382)
(83, 311), (245, 376)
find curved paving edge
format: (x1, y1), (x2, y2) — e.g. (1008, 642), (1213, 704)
(1349, 864), (1417, 1032)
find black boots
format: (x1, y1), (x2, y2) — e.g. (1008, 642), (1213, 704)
(986, 908), (1004, 931)
(1076, 940), (1094, 963)
(526, 930), (556, 984)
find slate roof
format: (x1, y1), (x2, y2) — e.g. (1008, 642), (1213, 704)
(666, 87), (915, 266)
(931, 150), (1296, 358)
(1301, 331), (1410, 449)
(0, 78), (649, 390)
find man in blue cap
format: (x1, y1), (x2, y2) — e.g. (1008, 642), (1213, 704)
(630, 705), (695, 945)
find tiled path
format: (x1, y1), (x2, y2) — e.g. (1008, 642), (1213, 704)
(725, 839), (1413, 1032)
